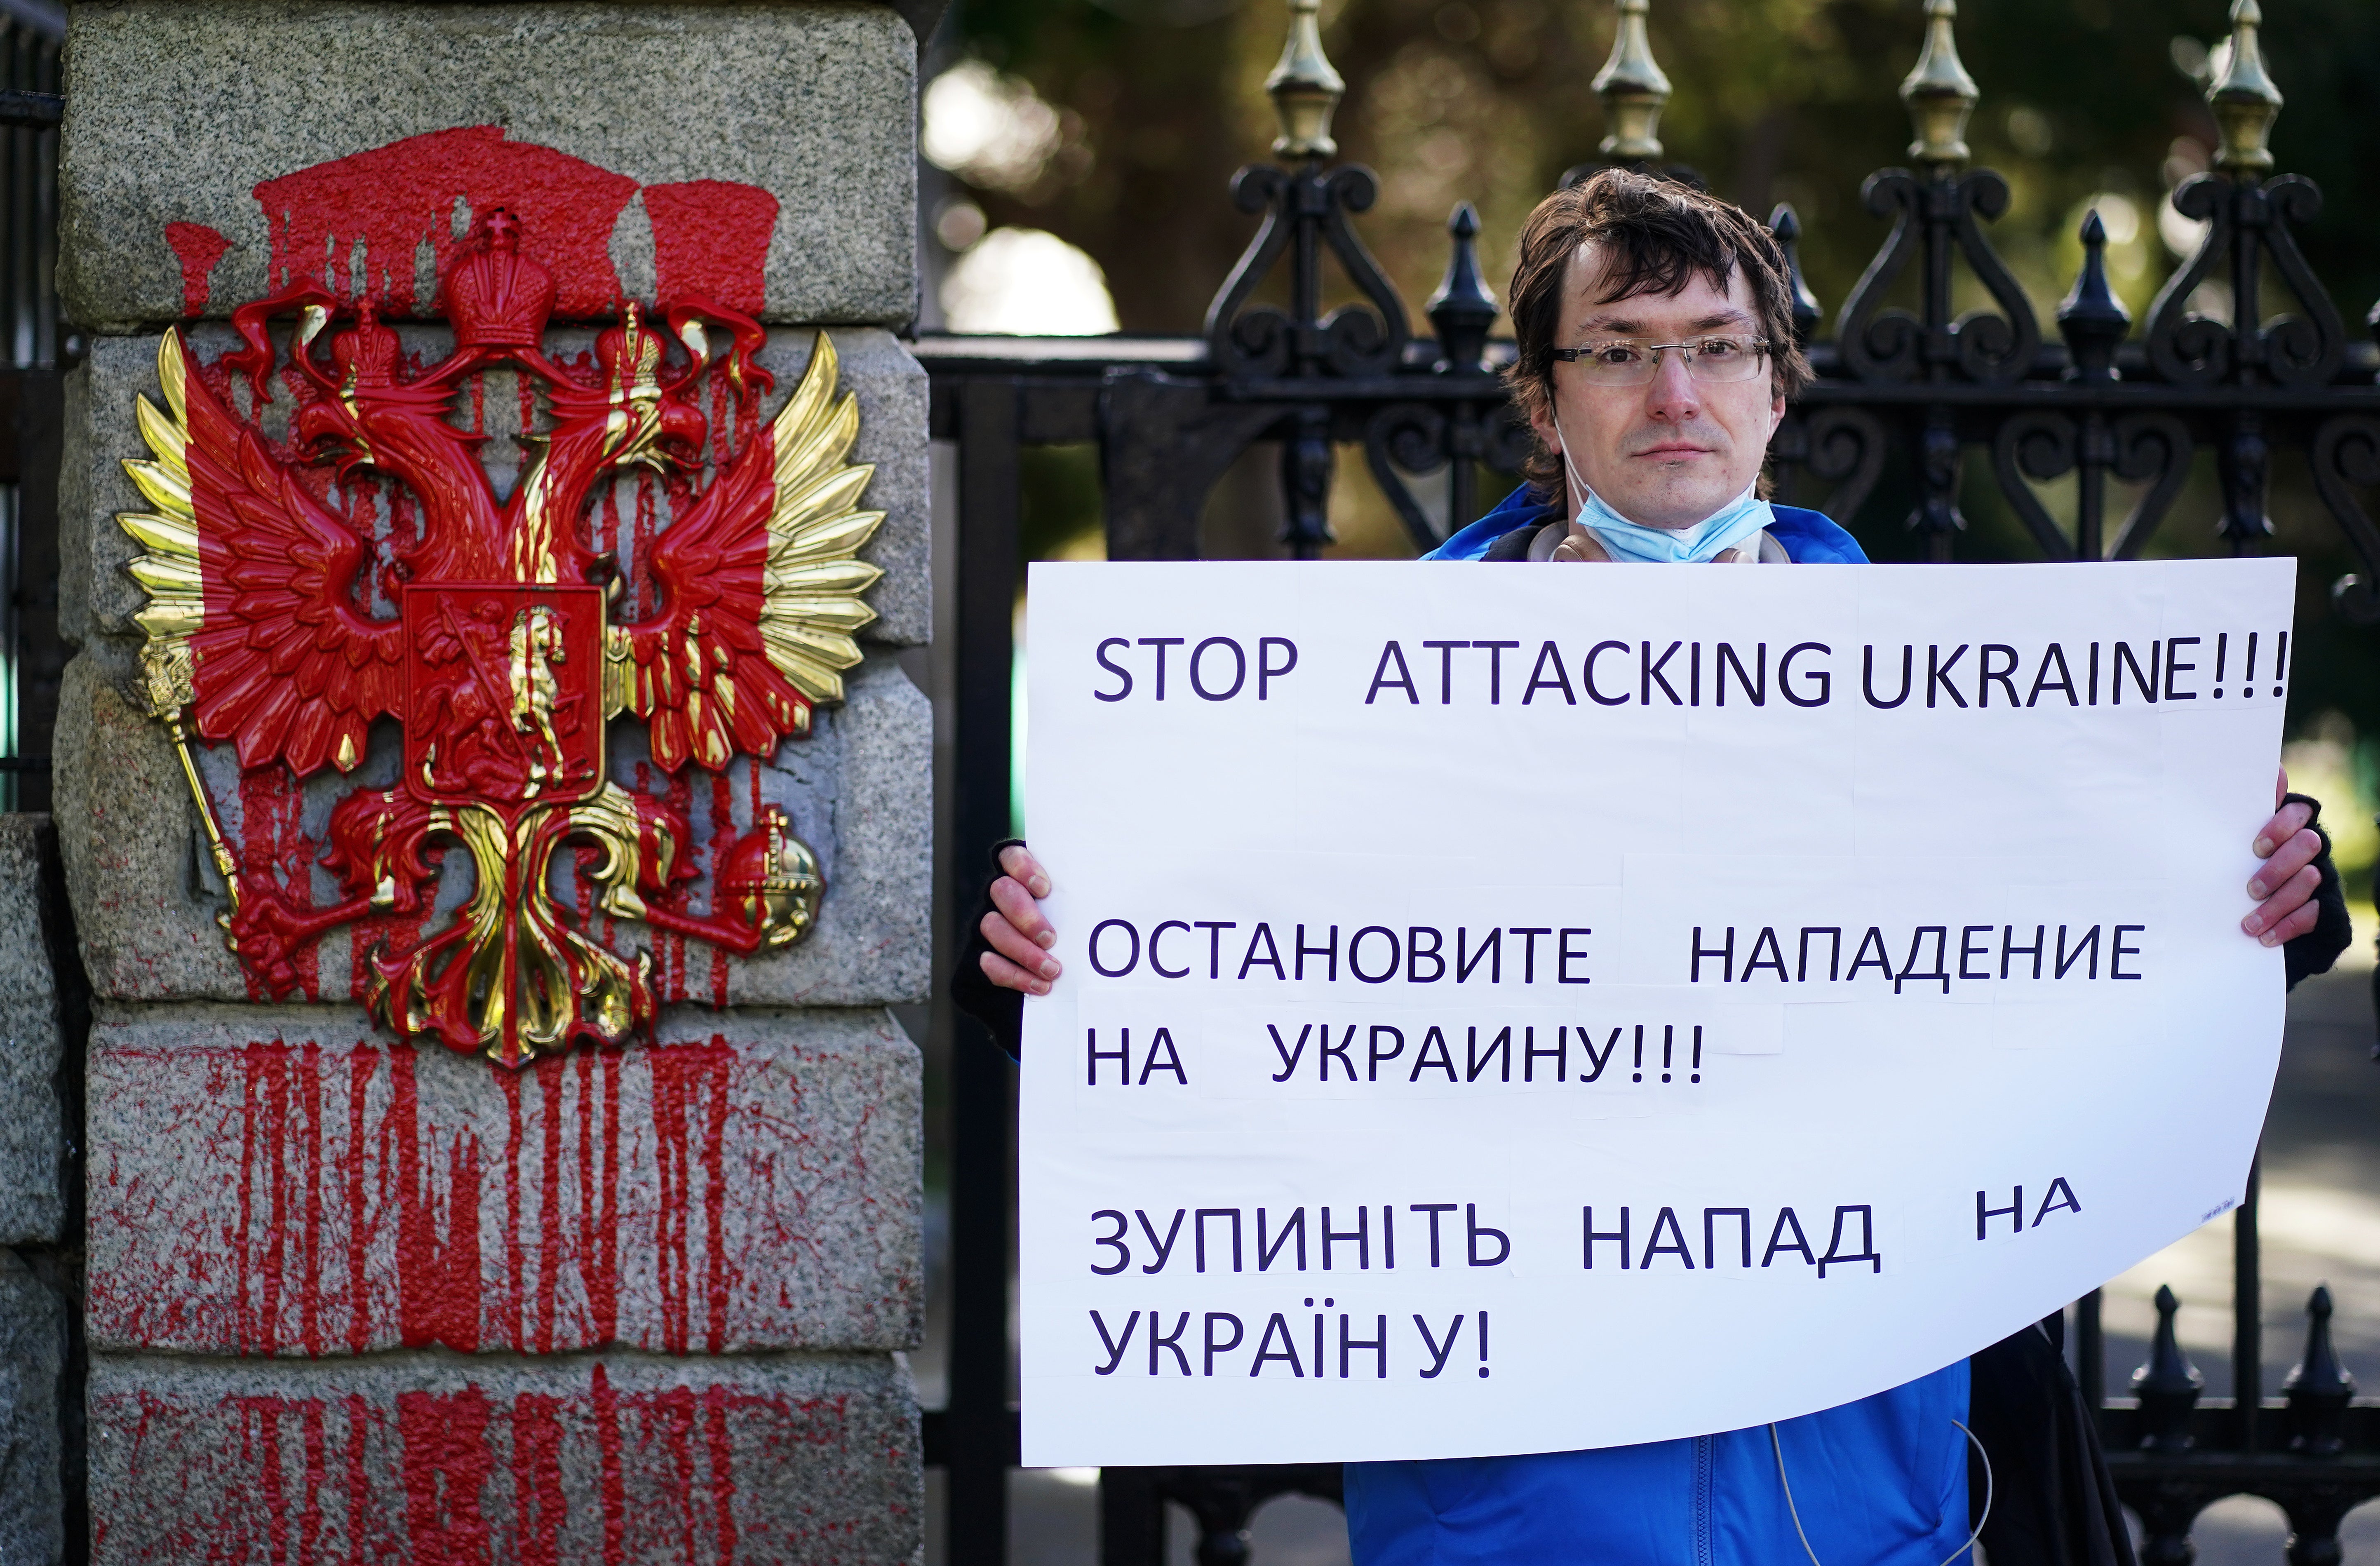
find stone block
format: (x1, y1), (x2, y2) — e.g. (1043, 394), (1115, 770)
(0, 1251), (65, 1566)
(87, 1349), (919, 1564)
(61, 1), (916, 330)
(54, 647), (930, 1007)
(62, 325), (927, 650)
(86, 1004), (919, 1356)
(0, 819), (66, 1247)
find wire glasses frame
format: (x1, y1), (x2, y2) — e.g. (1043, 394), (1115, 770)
(1551, 334), (1773, 386)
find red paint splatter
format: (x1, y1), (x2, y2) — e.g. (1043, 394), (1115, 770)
(345, 1045), (376, 1356)
(651, 1037), (735, 1355)
(252, 126), (637, 316)
(534, 1054), (566, 1355)
(391, 1045), (483, 1351)
(632, 470), (660, 621)
(235, 1395), (294, 1561)
(707, 772), (735, 1009)
(705, 1386), (740, 1565)
(644, 180), (777, 313)
(298, 1399), (328, 1563)
(498, 1069), (526, 1349)
(576, 1048), (623, 1343)
(164, 221), (231, 315)
(592, 1364), (627, 1566)
(238, 767), (322, 1000)
(93, 1370), (845, 1562)
(651, 1385), (701, 1561)
(344, 1393), (373, 1562)
(298, 1040), (326, 1357)
(510, 1392), (566, 1566)
(398, 1386), (496, 1564)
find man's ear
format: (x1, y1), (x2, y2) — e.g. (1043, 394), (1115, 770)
(1767, 393), (1787, 440)
(1529, 398), (1562, 459)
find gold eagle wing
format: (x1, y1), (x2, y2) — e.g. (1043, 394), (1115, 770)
(606, 331), (886, 771)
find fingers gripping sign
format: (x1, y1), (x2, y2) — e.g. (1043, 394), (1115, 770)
(983, 843), (1062, 995)
(2244, 768), (2324, 948)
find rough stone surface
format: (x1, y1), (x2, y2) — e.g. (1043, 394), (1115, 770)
(54, 650), (930, 1007)
(0, 1251), (64, 1566)
(86, 1003), (920, 1357)
(61, 1), (916, 330)
(0, 819), (65, 1246)
(61, 325), (928, 650)
(87, 1349), (919, 1564)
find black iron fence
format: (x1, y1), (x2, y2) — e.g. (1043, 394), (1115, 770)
(917, 0), (2380, 1561)
(0, 0), (61, 817)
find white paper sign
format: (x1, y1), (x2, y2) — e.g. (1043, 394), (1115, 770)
(1018, 557), (2294, 1467)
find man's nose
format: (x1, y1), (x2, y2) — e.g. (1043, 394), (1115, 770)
(1642, 347), (1701, 422)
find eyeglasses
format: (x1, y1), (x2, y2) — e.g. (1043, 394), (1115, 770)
(1551, 334), (1772, 386)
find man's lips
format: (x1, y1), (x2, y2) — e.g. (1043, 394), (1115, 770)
(1630, 442), (1716, 459)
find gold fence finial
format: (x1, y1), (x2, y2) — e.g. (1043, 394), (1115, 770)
(1266, 0), (1346, 161)
(2208, 0), (2283, 176)
(1899, 0), (1980, 171)
(1592, 0), (1673, 161)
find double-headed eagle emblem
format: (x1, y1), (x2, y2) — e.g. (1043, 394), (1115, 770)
(117, 210), (883, 1068)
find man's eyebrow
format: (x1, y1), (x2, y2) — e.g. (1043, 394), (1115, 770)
(1576, 307), (1757, 337)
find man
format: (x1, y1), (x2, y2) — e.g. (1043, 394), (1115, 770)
(957, 169), (2350, 1565)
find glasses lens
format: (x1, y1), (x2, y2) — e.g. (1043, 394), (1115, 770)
(1687, 337), (1766, 383)
(1574, 343), (1652, 384)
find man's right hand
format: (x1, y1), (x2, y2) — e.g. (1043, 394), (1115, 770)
(980, 844), (1061, 995)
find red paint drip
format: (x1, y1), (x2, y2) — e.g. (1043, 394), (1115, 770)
(390, 1045), (483, 1351)
(298, 1040), (326, 1358)
(631, 469), (659, 621)
(534, 1054), (566, 1355)
(592, 1364), (627, 1566)
(235, 1040), (318, 1357)
(704, 1386), (740, 1565)
(235, 1395), (294, 1562)
(252, 125), (637, 315)
(651, 1385), (701, 1561)
(164, 221), (231, 315)
(644, 180), (777, 313)
(574, 1048), (623, 1343)
(236, 1047), (260, 1353)
(238, 767), (322, 1000)
(397, 1386), (495, 1564)
(498, 1069), (526, 1351)
(298, 1399), (328, 1563)
(510, 1392), (566, 1566)
(345, 1045), (375, 1356)
(344, 1392), (372, 1565)
(651, 1037), (737, 1355)
(707, 773), (735, 1009)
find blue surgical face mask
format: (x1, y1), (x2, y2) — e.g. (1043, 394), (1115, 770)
(1554, 417), (1771, 564)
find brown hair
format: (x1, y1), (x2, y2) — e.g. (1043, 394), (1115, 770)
(1504, 168), (1811, 499)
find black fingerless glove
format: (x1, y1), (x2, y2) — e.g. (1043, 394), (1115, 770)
(949, 838), (1029, 1061)
(2279, 794), (2351, 991)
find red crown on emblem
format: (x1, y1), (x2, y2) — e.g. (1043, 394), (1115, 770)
(442, 208), (556, 349)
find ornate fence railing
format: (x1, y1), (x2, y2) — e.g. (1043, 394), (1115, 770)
(917, 1), (2380, 1562)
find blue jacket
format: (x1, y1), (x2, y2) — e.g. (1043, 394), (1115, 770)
(1350, 486), (1972, 1566)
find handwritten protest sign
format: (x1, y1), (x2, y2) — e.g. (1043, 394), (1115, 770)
(1017, 557), (2295, 1467)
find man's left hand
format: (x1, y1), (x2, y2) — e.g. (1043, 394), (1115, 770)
(2245, 767), (2324, 947)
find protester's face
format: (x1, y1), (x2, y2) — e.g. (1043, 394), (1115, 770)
(1530, 242), (1786, 530)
